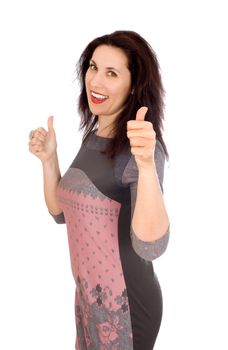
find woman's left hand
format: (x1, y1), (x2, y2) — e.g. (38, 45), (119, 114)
(127, 106), (156, 169)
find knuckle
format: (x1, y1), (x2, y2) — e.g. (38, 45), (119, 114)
(130, 139), (135, 146)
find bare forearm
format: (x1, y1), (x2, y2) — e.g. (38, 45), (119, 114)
(42, 153), (62, 215)
(132, 162), (169, 242)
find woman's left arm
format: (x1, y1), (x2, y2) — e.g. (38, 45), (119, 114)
(132, 161), (169, 241)
(127, 107), (170, 242)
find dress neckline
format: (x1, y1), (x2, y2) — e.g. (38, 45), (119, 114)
(85, 130), (113, 151)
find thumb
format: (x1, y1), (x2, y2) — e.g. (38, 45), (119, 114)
(136, 106), (148, 121)
(47, 116), (54, 132)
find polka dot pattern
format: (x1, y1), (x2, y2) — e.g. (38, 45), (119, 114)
(58, 168), (128, 309)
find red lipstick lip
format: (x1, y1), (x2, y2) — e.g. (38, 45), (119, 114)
(91, 90), (107, 96)
(90, 90), (109, 104)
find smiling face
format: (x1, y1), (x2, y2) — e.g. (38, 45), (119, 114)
(85, 45), (132, 125)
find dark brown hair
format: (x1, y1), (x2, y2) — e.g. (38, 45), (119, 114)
(77, 30), (168, 159)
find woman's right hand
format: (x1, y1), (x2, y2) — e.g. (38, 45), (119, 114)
(28, 116), (57, 163)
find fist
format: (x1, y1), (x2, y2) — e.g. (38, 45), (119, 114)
(127, 107), (156, 168)
(28, 116), (57, 162)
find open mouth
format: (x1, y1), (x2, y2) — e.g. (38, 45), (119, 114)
(91, 91), (109, 104)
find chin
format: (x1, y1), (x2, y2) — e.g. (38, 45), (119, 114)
(88, 106), (101, 115)
(89, 104), (106, 116)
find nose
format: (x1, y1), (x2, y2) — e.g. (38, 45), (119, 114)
(90, 71), (104, 88)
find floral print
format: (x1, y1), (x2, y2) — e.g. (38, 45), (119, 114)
(75, 277), (133, 350)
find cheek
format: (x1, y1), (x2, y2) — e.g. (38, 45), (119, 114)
(85, 70), (92, 89)
(114, 84), (131, 103)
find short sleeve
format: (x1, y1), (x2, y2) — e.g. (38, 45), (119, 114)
(49, 211), (66, 224)
(122, 140), (170, 261)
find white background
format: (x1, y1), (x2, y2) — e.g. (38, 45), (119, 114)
(0, 0), (227, 349)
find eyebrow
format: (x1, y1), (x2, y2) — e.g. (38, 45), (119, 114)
(90, 59), (121, 74)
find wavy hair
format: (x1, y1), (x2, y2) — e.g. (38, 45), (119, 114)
(77, 30), (168, 159)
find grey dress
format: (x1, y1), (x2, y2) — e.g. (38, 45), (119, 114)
(51, 131), (169, 350)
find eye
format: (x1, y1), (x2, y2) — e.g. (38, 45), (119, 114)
(107, 71), (117, 77)
(89, 63), (97, 70)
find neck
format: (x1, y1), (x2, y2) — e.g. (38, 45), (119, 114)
(96, 116), (116, 137)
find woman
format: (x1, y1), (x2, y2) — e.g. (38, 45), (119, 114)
(29, 30), (170, 350)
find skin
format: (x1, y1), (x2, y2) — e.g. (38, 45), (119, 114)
(28, 117), (62, 215)
(28, 44), (169, 241)
(127, 107), (170, 241)
(85, 45), (169, 240)
(85, 44), (132, 137)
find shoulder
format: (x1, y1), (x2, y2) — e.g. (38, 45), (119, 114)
(154, 139), (166, 170)
(154, 139), (165, 158)
(113, 146), (133, 186)
(114, 139), (166, 186)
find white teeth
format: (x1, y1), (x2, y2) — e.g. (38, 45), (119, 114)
(91, 91), (108, 100)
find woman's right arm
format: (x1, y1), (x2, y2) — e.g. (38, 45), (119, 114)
(42, 154), (62, 215)
(29, 116), (62, 216)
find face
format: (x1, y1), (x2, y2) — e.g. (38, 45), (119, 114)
(85, 45), (132, 122)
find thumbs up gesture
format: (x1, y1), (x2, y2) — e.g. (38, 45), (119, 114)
(28, 116), (57, 163)
(127, 107), (156, 169)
